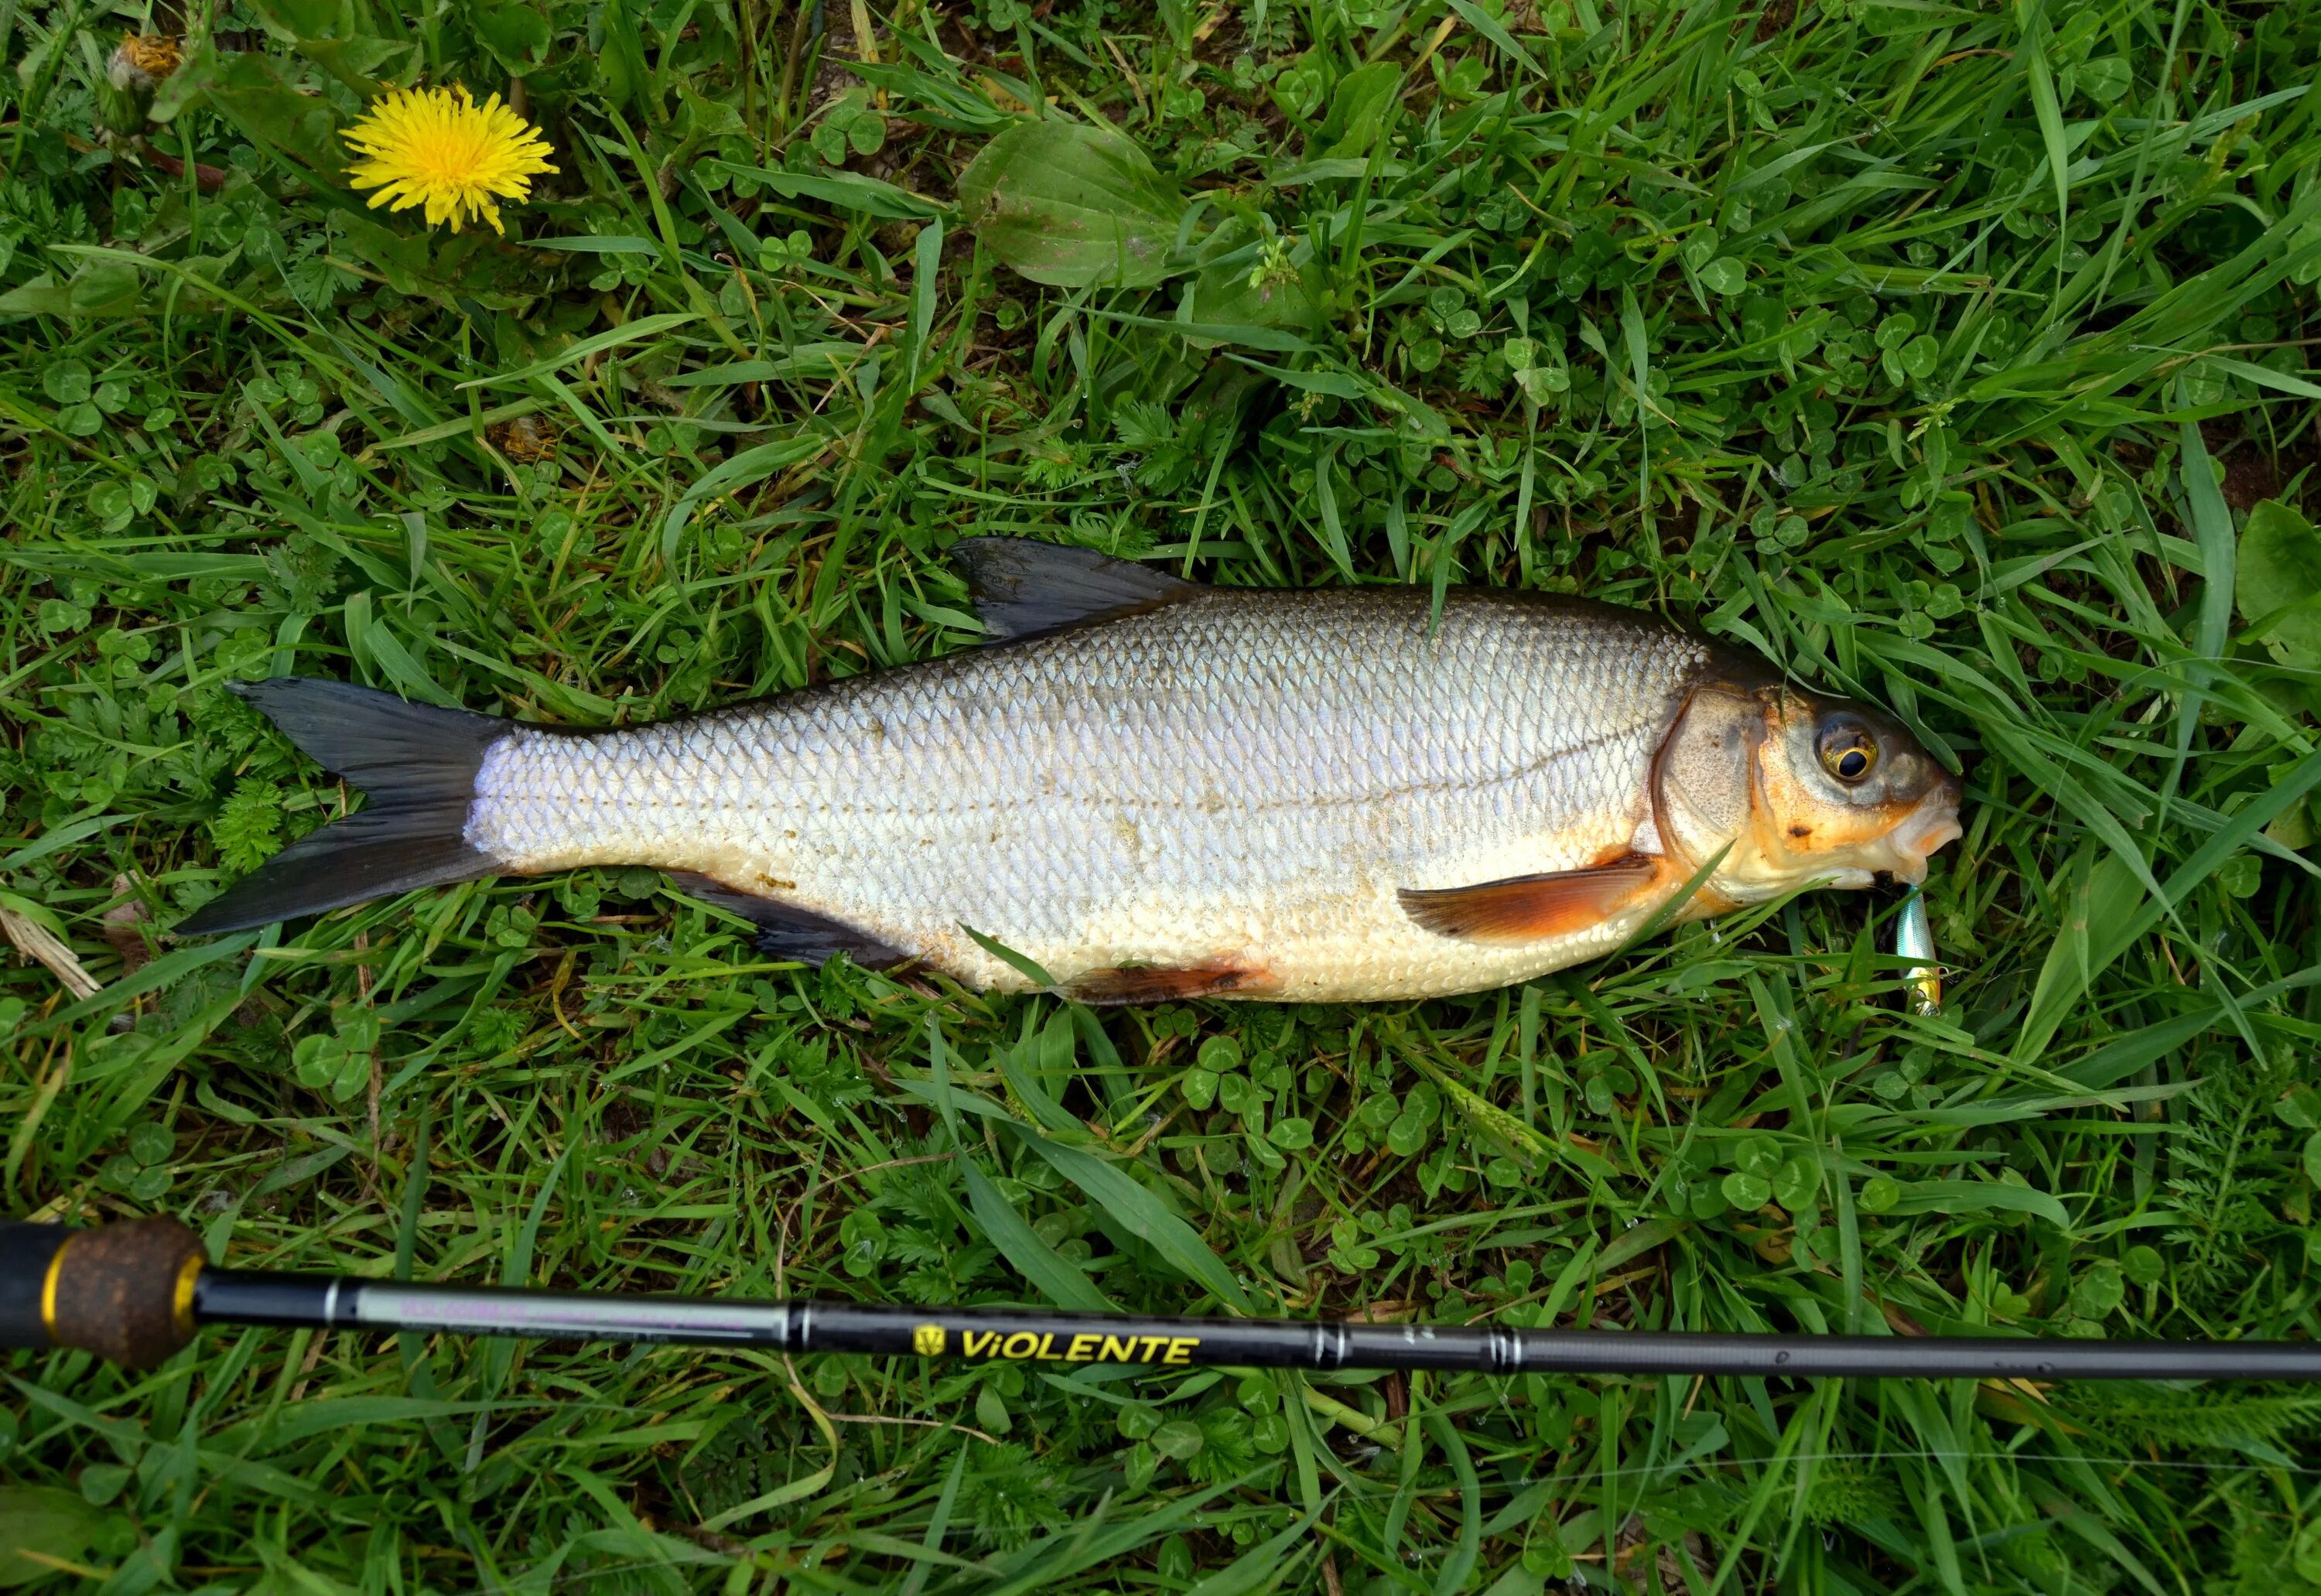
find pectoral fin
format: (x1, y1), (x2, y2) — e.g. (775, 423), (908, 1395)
(1398, 855), (1664, 943)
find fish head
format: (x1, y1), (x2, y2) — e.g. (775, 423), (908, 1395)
(1747, 686), (1962, 887)
(1654, 677), (1962, 903)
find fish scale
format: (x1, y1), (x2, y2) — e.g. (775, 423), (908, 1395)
(463, 587), (1709, 1000)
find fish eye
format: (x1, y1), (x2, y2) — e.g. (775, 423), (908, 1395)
(1817, 723), (1878, 784)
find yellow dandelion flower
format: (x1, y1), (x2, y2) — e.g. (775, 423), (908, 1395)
(342, 85), (557, 236)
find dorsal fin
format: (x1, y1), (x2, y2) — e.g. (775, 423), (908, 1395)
(949, 538), (1198, 643)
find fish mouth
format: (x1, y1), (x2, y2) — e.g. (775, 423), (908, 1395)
(1884, 778), (1964, 884)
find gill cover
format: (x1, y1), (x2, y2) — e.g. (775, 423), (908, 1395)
(1651, 679), (1760, 901)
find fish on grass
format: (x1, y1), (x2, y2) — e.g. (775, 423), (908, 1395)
(180, 539), (1964, 1003)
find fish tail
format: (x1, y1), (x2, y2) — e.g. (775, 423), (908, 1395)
(176, 679), (505, 935)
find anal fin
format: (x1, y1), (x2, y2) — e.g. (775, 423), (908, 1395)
(669, 873), (909, 969)
(1068, 959), (1261, 1005)
(1399, 855), (1665, 944)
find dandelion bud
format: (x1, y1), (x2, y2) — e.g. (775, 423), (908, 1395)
(97, 32), (182, 140)
(108, 32), (183, 93)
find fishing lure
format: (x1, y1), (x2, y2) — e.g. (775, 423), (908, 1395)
(1897, 883), (1943, 1015)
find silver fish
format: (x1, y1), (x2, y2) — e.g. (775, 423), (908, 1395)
(180, 540), (1964, 1003)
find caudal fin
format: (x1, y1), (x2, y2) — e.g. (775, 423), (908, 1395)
(177, 679), (505, 935)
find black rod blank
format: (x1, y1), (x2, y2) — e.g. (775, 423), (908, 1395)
(12, 1220), (2321, 1381)
(191, 1272), (2321, 1381)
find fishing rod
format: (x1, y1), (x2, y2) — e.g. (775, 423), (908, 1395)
(8, 1216), (2321, 1382)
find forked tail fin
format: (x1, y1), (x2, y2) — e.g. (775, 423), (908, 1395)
(176, 679), (505, 935)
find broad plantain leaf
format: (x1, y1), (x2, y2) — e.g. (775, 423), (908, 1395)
(474, 4), (555, 73)
(1320, 60), (1402, 158)
(1187, 218), (1321, 343)
(2237, 497), (2321, 669)
(958, 121), (1188, 289)
(148, 45), (340, 172)
(244, 0), (350, 38)
(0, 258), (147, 318)
(596, 0), (654, 114)
(0, 1487), (134, 1587)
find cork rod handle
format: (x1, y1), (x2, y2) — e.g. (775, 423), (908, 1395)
(0, 1218), (204, 1369)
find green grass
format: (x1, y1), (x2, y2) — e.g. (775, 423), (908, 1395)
(5, 0), (2321, 1589)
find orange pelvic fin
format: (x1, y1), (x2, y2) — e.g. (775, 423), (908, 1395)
(1068, 959), (1261, 1004)
(1398, 854), (1664, 943)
